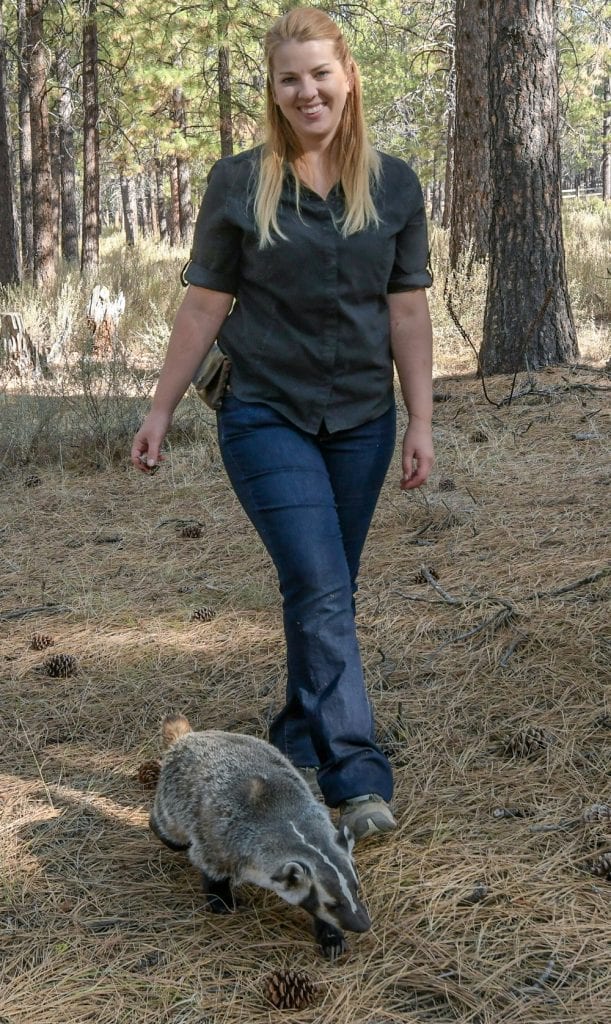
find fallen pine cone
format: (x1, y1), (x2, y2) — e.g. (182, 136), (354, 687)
(179, 523), (202, 539)
(190, 606), (216, 623)
(30, 632), (55, 651)
(497, 726), (553, 758)
(588, 852), (611, 880)
(42, 653), (78, 678)
(137, 760), (161, 788)
(263, 969), (317, 1011)
(581, 803), (611, 823)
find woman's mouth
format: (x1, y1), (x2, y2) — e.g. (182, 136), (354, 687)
(300, 103), (325, 117)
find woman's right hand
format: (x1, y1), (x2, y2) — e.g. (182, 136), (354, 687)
(131, 408), (172, 473)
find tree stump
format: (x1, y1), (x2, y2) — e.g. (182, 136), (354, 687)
(0, 312), (46, 375)
(86, 285), (125, 357)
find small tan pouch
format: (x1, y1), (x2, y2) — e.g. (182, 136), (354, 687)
(191, 342), (231, 410)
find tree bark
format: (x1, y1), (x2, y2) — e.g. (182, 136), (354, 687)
(120, 173), (137, 246)
(217, 0), (233, 157)
(155, 156), (168, 241)
(17, 0), (33, 276)
(0, 0), (21, 285)
(168, 155), (181, 246)
(26, 0), (56, 288)
(603, 74), (611, 202)
(81, 0), (100, 275)
(441, 50), (455, 231)
(57, 46), (79, 263)
(481, 0), (578, 373)
(173, 86), (193, 244)
(449, 0), (490, 267)
(49, 99), (60, 251)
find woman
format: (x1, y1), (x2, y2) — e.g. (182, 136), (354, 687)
(131, 7), (434, 842)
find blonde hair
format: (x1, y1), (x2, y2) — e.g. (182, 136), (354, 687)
(254, 6), (381, 247)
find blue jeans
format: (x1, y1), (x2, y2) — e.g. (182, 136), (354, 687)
(217, 395), (396, 807)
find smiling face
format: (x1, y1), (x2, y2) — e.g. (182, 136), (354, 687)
(270, 39), (352, 149)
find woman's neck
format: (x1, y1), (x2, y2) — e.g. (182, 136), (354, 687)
(294, 147), (339, 200)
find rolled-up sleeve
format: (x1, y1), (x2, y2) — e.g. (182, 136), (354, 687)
(181, 160), (241, 293)
(387, 174), (433, 292)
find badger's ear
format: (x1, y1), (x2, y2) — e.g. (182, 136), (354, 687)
(336, 824), (355, 855)
(272, 861), (310, 888)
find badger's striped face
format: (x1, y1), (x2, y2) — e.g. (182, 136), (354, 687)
(268, 823), (371, 934)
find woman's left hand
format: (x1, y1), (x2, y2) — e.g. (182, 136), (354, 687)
(400, 420), (434, 490)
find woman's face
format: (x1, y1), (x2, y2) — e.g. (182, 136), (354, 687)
(270, 39), (351, 148)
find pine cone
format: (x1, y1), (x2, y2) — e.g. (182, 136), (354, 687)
(137, 760), (161, 788)
(179, 523), (202, 539)
(498, 726), (552, 758)
(438, 477), (456, 492)
(30, 632), (55, 651)
(581, 803), (611, 823)
(190, 606), (216, 623)
(24, 474), (42, 488)
(42, 653), (78, 678)
(413, 565), (439, 585)
(263, 969), (317, 1010)
(589, 852), (611, 880)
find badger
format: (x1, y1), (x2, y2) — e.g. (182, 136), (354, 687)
(149, 714), (371, 960)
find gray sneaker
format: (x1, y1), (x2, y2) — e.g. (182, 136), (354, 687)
(338, 794), (397, 841)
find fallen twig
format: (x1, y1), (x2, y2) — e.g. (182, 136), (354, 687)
(0, 604), (71, 621)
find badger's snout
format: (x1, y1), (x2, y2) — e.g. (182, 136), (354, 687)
(337, 899), (371, 933)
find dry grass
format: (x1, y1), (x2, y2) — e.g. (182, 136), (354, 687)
(1, 361), (609, 1023)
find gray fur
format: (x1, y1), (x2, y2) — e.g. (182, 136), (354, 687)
(150, 721), (370, 959)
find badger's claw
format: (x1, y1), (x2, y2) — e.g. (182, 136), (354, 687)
(314, 918), (348, 961)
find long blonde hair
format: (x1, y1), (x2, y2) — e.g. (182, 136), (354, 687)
(254, 7), (381, 247)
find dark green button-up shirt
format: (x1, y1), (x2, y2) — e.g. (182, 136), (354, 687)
(183, 147), (432, 433)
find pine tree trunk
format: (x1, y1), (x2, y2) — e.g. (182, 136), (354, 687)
(49, 103), (60, 251)
(481, 0), (578, 374)
(146, 169), (158, 236)
(17, 0), (33, 276)
(449, 0), (490, 268)
(57, 46), (79, 263)
(136, 173), (147, 237)
(603, 74), (611, 202)
(81, 0), (100, 275)
(0, 0), (20, 285)
(441, 55), (455, 230)
(217, 0), (233, 157)
(168, 156), (181, 246)
(173, 87), (193, 244)
(155, 157), (168, 241)
(26, 0), (56, 288)
(120, 173), (137, 246)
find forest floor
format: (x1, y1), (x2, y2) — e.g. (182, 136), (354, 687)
(0, 361), (609, 1024)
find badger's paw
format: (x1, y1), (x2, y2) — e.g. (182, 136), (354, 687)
(201, 874), (235, 914)
(314, 919), (348, 961)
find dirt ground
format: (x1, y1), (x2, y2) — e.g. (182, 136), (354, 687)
(0, 365), (609, 1024)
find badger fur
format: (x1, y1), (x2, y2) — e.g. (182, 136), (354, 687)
(150, 714), (370, 960)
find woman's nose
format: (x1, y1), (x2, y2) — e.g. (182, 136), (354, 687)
(297, 77), (318, 100)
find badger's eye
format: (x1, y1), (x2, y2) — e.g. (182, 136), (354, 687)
(324, 900), (339, 912)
